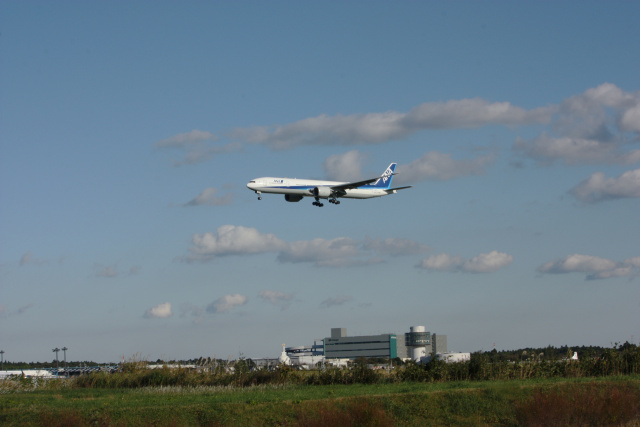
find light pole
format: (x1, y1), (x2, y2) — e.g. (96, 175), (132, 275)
(62, 347), (68, 378)
(1, 350), (4, 371)
(52, 348), (60, 376)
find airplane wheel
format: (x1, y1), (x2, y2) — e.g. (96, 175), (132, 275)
(258, 197), (262, 200)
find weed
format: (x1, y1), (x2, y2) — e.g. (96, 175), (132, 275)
(295, 399), (394, 427)
(515, 382), (640, 426)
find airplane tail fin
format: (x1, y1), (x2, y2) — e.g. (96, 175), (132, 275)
(372, 163), (396, 188)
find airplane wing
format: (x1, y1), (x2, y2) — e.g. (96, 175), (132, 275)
(384, 186), (412, 194)
(328, 174), (397, 192)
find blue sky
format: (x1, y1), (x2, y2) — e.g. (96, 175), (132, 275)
(1, 1), (639, 363)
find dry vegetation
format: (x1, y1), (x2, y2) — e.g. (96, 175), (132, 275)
(2, 344), (639, 426)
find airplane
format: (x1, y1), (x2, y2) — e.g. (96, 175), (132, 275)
(247, 163), (412, 207)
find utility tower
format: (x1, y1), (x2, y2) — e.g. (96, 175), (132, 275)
(52, 348), (60, 376)
(62, 347), (68, 377)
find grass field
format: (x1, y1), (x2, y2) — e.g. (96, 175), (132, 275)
(2, 376), (640, 426)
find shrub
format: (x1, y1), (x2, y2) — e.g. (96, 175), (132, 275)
(515, 382), (640, 426)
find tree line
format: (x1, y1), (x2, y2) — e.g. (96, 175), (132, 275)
(1, 342), (627, 389)
(3, 342), (638, 385)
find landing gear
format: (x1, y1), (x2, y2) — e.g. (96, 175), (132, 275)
(312, 197), (341, 207)
(256, 191), (262, 200)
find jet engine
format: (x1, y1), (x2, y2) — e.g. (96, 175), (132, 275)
(312, 186), (332, 198)
(284, 194), (304, 202)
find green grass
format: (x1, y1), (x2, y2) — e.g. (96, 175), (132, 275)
(2, 376), (639, 426)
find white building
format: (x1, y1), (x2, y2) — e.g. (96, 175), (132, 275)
(420, 352), (471, 364)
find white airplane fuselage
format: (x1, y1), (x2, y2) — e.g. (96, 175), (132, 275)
(247, 177), (392, 199)
(247, 163), (411, 206)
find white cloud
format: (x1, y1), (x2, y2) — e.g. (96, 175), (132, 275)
(206, 294), (248, 314)
(184, 187), (233, 206)
(396, 151), (494, 183)
(185, 225), (287, 262)
(153, 85), (638, 171)
(569, 169), (640, 203)
(553, 83), (637, 139)
(184, 225), (427, 267)
(625, 256), (640, 267)
(462, 251), (514, 273)
(620, 104), (640, 132)
(153, 85), (638, 170)
(230, 99), (551, 150)
(154, 130), (217, 149)
(231, 111), (407, 149)
(417, 250), (513, 273)
(538, 254), (640, 280)
(93, 263), (139, 278)
(323, 150), (367, 181)
(94, 264), (118, 278)
(320, 295), (354, 309)
(362, 237), (430, 256)
(561, 83), (636, 117)
(276, 237), (386, 267)
(154, 130), (242, 166)
(258, 290), (295, 310)
(172, 142), (242, 167)
(323, 150), (489, 185)
(180, 303), (204, 322)
(403, 98), (551, 129)
(277, 237), (361, 266)
(588, 267), (635, 280)
(538, 254), (616, 274)
(514, 83), (640, 165)
(417, 253), (463, 271)
(144, 302), (173, 319)
(513, 135), (640, 165)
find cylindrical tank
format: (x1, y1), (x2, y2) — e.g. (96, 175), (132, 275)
(407, 326), (429, 361)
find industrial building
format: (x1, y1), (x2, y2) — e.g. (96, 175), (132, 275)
(252, 326), (453, 369)
(322, 327), (447, 361)
(324, 328), (403, 359)
(284, 340), (325, 367)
